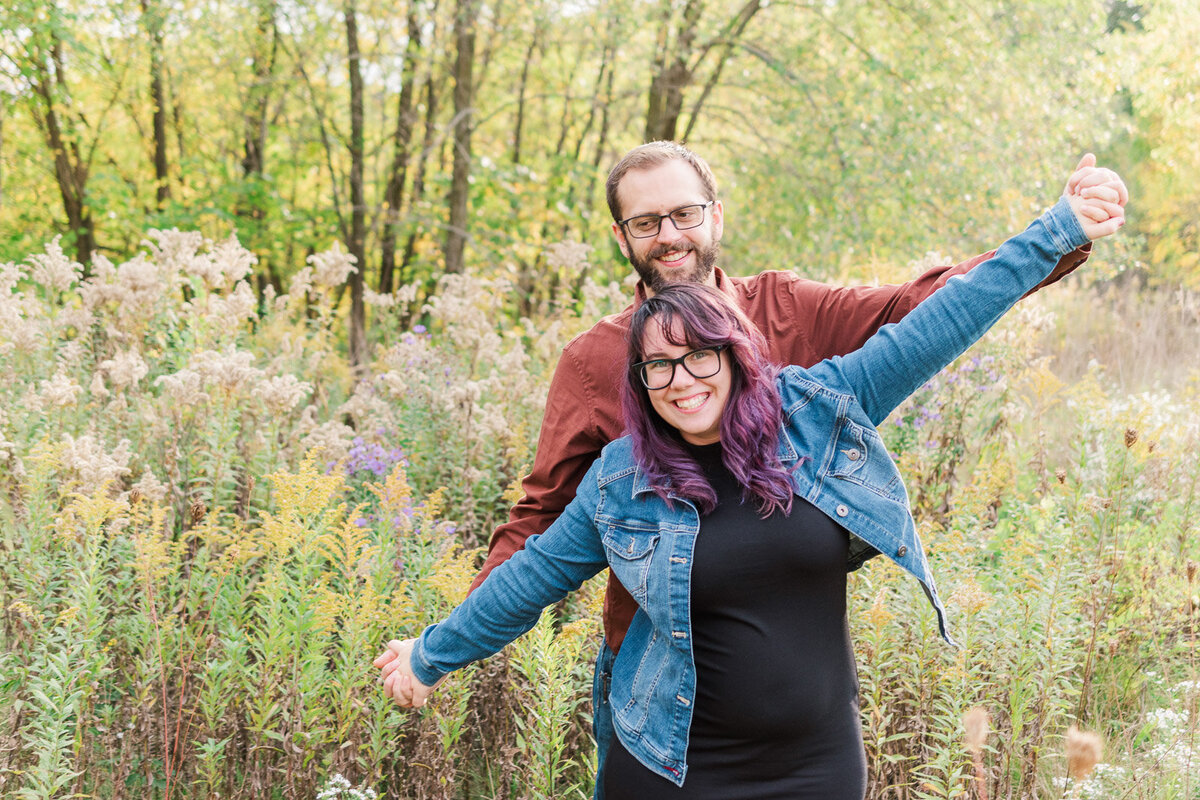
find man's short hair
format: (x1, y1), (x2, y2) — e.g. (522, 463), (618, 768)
(605, 141), (719, 221)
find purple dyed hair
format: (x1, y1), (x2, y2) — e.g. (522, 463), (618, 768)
(621, 284), (795, 517)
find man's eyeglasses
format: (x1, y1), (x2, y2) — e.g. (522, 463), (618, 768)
(633, 345), (727, 390)
(618, 202), (714, 239)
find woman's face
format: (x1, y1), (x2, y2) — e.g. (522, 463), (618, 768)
(639, 321), (731, 446)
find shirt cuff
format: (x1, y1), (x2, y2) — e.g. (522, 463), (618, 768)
(411, 626), (449, 687)
(1041, 197), (1090, 254)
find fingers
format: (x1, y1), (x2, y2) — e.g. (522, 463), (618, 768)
(1065, 153), (1096, 195)
(1076, 199), (1125, 223)
(1087, 216), (1125, 239)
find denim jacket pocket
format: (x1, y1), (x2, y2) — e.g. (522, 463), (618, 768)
(602, 525), (660, 604)
(829, 420), (904, 502)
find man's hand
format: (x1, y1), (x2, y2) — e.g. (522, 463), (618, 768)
(373, 639), (440, 708)
(1063, 153), (1127, 241)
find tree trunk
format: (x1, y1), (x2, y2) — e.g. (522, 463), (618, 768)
(444, 0), (479, 275)
(241, 0), (277, 180)
(345, 0), (367, 369)
(511, 22), (541, 166)
(30, 25), (96, 264)
(399, 74), (442, 285)
(141, 0), (170, 207)
(643, 0), (705, 143)
(379, 2), (424, 294)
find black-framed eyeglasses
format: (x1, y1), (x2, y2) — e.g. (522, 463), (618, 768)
(617, 201), (714, 239)
(632, 345), (727, 390)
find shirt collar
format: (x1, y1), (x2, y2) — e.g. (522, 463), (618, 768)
(632, 266), (736, 310)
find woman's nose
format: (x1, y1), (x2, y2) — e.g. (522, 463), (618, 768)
(669, 364), (696, 389)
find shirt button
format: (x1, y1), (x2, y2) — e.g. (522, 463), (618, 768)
(846, 448), (861, 461)
(897, 545), (908, 558)
(836, 504), (849, 517)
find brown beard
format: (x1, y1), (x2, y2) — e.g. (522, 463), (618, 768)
(628, 239), (721, 293)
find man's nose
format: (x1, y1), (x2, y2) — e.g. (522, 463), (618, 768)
(654, 218), (683, 244)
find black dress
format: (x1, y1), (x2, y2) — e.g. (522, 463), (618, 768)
(602, 442), (867, 800)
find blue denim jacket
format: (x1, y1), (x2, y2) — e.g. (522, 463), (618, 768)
(410, 199), (1088, 787)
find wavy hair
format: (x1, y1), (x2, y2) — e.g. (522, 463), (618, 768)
(621, 284), (794, 517)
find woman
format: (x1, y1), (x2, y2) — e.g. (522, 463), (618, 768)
(374, 181), (1125, 798)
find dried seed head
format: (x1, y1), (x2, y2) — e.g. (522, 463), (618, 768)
(1187, 560), (1196, 584)
(1147, 440), (1156, 453)
(129, 487), (144, 505)
(1124, 428), (1138, 448)
(189, 501), (207, 525)
(963, 707), (990, 756)
(1055, 469), (1066, 484)
(1066, 725), (1103, 781)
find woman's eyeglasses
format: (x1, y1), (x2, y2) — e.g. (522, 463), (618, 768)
(633, 345), (727, 390)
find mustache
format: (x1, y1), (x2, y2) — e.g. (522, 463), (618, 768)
(647, 241), (696, 259)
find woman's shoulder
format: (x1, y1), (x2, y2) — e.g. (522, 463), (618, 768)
(775, 363), (856, 411)
(596, 435), (639, 481)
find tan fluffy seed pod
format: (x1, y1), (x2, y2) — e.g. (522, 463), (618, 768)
(1066, 725), (1102, 781)
(963, 707), (990, 757)
(1124, 428), (1138, 448)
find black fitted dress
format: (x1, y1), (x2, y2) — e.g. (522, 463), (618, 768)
(602, 442), (868, 800)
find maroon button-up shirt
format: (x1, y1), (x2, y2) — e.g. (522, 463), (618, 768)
(471, 245), (1090, 652)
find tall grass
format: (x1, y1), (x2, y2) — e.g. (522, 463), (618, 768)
(0, 236), (1196, 798)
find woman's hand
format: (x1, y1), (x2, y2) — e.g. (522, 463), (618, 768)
(373, 639), (441, 708)
(1063, 153), (1128, 241)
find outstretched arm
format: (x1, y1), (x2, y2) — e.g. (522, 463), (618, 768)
(820, 159), (1125, 424)
(373, 461), (610, 708)
(790, 155), (1111, 365)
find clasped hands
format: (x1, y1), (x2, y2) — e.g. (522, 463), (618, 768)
(1064, 153), (1127, 240)
(374, 638), (440, 708)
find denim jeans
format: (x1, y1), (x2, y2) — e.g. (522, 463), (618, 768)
(591, 639), (616, 800)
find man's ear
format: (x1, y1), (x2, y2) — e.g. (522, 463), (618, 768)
(710, 199), (724, 241)
(612, 221), (631, 259)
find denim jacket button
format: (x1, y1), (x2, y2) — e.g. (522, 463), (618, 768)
(846, 448), (861, 461)
(672, 631), (687, 639)
(897, 545), (908, 558)
(836, 504), (849, 517)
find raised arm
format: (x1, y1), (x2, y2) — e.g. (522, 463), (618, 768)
(818, 167), (1125, 424)
(376, 461), (610, 707)
(791, 156), (1108, 364)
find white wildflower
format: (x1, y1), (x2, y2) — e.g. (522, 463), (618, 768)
(190, 347), (264, 392)
(253, 374), (312, 415)
(56, 306), (95, 334)
(394, 282), (419, 304)
(210, 235), (257, 287)
(130, 470), (169, 503)
(544, 239), (592, 274)
(298, 415), (355, 462)
(144, 229), (209, 281)
(288, 266), (315, 301)
(59, 434), (132, 495)
(208, 280), (259, 327)
(363, 288), (397, 308)
(99, 349), (150, 390)
(308, 242), (358, 287)
(154, 368), (207, 408)
(38, 372), (84, 409)
(28, 236), (83, 292)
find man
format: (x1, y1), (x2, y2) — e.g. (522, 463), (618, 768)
(467, 141), (1100, 793)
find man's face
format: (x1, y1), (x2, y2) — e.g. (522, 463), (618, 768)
(612, 159), (724, 294)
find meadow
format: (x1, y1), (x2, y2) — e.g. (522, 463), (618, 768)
(1, 232), (1198, 800)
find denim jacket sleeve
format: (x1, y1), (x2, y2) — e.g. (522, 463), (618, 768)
(811, 198), (1089, 424)
(410, 460), (610, 686)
